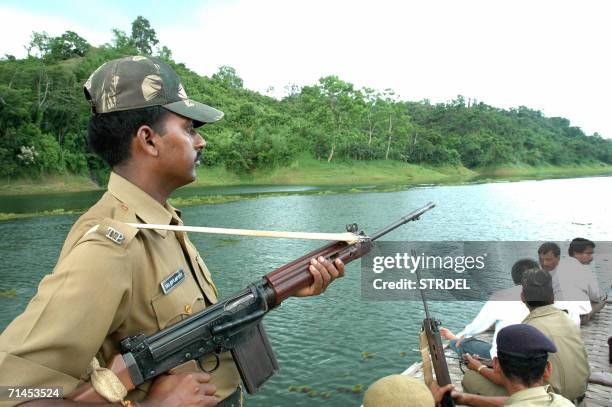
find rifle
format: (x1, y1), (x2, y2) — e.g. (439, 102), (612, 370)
(415, 259), (455, 407)
(70, 202), (435, 402)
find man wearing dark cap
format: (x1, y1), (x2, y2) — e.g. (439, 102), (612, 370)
(461, 268), (589, 406)
(0, 56), (344, 406)
(454, 324), (574, 406)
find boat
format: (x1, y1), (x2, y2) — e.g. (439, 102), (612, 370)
(401, 294), (612, 406)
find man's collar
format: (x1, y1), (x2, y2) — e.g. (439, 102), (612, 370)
(108, 172), (179, 237)
(506, 385), (551, 404)
(526, 304), (559, 319)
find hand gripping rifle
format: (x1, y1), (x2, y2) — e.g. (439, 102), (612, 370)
(415, 260), (455, 407)
(70, 202), (435, 401)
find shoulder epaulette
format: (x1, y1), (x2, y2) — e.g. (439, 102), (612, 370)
(77, 218), (139, 248)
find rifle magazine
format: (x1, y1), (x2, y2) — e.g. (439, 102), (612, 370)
(231, 321), (279, 394)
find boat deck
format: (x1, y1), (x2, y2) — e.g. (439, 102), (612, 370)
(402, 303), (612, 406)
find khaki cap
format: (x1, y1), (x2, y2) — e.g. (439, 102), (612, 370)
(363, 375), (434, 407)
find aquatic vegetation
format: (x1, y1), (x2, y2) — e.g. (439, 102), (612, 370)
(362, 351), (374, 359)
(216, 238), (241, 247)
(288, 386), (333, 400)
(352, 384), (363, 394)
(0, 288), (17, 298)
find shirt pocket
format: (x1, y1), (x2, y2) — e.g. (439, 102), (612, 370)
(150, 274), (205, 330)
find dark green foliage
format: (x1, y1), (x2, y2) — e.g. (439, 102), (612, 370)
(1, 20), (611, 183)
(131, 16), (159, 55)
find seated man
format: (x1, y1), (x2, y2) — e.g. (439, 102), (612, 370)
(564, 238), (606, 323)
(452, 324), (575, 406)
(537, 242), (561, 295)
(439, 259), (535, 359)
(462, 267), (589, 405)
(538, 242), (582, 326)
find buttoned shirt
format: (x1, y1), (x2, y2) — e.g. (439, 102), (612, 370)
(505, 385), (575, 406)
(0, 172), (240, 405)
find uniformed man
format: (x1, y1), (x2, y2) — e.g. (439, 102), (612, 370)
(0, 56), (345, 406)
(453, 324), (574, 406)
(460, 267), (590, 406)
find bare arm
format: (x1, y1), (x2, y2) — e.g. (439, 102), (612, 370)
(454, 392), (507, 407)
(464, 354), (504, 386)
(19, 373), (219, 407)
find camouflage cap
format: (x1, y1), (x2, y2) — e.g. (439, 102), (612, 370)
(84, 56), (223, 126)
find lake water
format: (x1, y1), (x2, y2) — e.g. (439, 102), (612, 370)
(1, 176), (611, 406)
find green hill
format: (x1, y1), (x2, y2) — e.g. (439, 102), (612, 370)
(1, 18), (611, 189)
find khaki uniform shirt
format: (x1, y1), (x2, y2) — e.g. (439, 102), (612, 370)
(522, 305), (590, 402)
(505, 385), (575, 406)
(0, 172), (240, 405)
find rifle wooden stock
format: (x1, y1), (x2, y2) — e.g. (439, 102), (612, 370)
(422, 319), (455, 407)
(265, 240), (373, 305)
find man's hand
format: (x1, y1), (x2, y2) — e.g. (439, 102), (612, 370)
(143, 372), (218, 407)
(429, 382), (469, 406)
(439, 327), (457, 340)
(293, 257), (345, 297)
(429, 382), (455, 406)
(464, 353), (484, 372)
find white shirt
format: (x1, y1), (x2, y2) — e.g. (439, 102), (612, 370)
(554, 257), (601, 320)
(457, 285), (529, 358)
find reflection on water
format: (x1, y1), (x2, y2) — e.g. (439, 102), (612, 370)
(0, 176), (611, 406)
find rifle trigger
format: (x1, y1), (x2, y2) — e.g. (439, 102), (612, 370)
(197, 353), (220, 373)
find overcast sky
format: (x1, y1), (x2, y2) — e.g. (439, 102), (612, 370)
(2, 0), (610, 138)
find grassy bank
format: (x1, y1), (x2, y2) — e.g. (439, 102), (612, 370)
(476, 162), (612, 179)
(2, 158), (612, 198)
(189, 157), (477, 187)
(0, 174), (101, 196)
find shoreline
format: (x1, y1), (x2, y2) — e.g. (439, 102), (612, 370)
(1, 161), (612, 221)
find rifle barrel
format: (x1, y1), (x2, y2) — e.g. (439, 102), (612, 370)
(414, 260), (431, 320)
(369, 202), (435, 241)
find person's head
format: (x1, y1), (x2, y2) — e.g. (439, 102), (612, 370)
(493, 324), (556, 389)
(568, 238), (595, 265)
(363, 375), (434, 407)
(511, 258), (539, 285)
(521, 267), (554, 309)
(84, 56), (224, 188)
(537, 242), (560, 272)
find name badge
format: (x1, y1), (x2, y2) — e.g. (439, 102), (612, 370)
(161, 268), (185, 294)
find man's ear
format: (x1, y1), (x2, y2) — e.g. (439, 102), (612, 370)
(542, 360), (552, 381)
(134, 124), (160, 157)
(520, 291), (526, 305)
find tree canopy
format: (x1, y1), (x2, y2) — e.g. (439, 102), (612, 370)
(1, 17), (611, 183)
